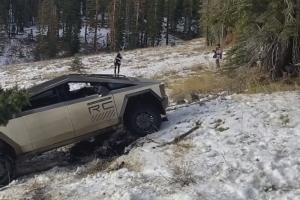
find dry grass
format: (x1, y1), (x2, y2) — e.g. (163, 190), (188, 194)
(168, 66), (300, 101)
(151, 69), (182, 80)
(105, 157), (142, 173)
(119, 159), (142, 172)
(169, 71), (231, 100)
(189, 64), (205, 73)
(130, 65), (147, 70)
(176, 140), (196, 150)
(172, 140), (196, 158)
(166, 151), (197, 187)
(280, 114), (290, 125)
(233, 67), (300, 94)
(193, 45), (215, 54)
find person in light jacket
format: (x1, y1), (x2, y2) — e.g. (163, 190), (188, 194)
(213, 44), (222, 68)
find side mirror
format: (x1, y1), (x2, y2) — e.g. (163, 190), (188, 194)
(97, 86), (110, 96)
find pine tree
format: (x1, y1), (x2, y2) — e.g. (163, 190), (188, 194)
(183, 0), (200, 40)
(89, 0), (108, 52)
(35, 0), (59, 60)
(0, 17), (5, 56)
(62, 0), (82, 55)
(202, 0), (300, 78)
(124, 0), (134, 49)
(174, 0), (184, 29)
(0, 86), (29, 127)
(146, 0), (165, 46)
(132, 0), (142, 48)
(109, 0), (126, 50)
(109, 0), (118, 50)
(165, 0), (177, 45)
(70, 53), (86, 73)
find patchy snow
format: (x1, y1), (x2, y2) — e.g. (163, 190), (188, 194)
(0, 38), (34, 66)
(0, 25), (111, 66)
(1, 92), (300, 199)
(0, 38), (214, 89)
(0, 38), (276, 200)
(79, 26), (110, 45)
(0, 21), (188, 67)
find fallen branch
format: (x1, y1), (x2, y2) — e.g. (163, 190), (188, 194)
(158, 121), (202, 147)
(124, 121), (202, 153)
(123, 137), (159, 154)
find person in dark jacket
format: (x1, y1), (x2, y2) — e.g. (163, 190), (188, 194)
(213, 44), (222, 68)
(114, 51), (122, 76)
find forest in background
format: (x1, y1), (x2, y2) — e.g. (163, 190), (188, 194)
(202, 0), (300, 79)
(0, 0), (200, 61)
(1, 0), (300, 124)
(1, 0), (300, 79)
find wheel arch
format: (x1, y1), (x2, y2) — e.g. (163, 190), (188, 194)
(0, 133), (22, 159)
(120, 89), (166, 125)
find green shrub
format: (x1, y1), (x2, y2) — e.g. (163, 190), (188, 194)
(70, 54), (86, 73)
(0, 86), (30, 126)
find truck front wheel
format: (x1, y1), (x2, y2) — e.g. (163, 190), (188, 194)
(127, 104), (162, 137)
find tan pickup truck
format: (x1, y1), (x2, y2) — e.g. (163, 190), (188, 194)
(0, 74), (168, 186)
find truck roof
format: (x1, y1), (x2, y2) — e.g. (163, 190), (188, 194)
(27, 74), (160, 97)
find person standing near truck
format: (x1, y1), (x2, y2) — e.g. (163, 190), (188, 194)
(114, 51), (122, 76)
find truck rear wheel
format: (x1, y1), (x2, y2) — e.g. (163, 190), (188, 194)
(0, 153), (15, 187)
(127, 104), (162, 137)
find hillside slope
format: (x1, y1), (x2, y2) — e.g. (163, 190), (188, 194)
(0, 38), (213, 90)
(0, 92), (300, 200)
(1, 39), (298, 200)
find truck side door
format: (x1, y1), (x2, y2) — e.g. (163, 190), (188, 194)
(68, 91), (119, 137)
(21, 88), (75, 150)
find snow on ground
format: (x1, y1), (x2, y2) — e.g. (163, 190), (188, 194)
(0, 25), (111, 66)
(2, 38), (297, 199)
(0, 37), (35, 66)
(1, 92), (300, 199)
(0, 38), (213, 89)
(0, 21), (187, 67)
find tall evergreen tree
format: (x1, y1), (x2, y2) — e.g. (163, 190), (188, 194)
(35, 0), (59, 60)
(90, 0), (101, 52)
(132, 0), (143, 48)
(146, 0), (165, 46)
(174, 0), (184, 28)
(62, 0), (82, 55)
(109, 0), (126, 50)
(183, 0), (200, 40)
(165, 0), (177, 44)
(109, 0), (117, 50)
(88, 0), (109, 51)
(202, 0), (300, 78)
(0, 18), (6, 56)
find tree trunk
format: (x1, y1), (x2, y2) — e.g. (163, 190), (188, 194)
(94, 0), (98, 52)
(101, 8), (105, 28)
(85, 20), (88, 44)
(84, 0), (88, 44)
(166, 0), (170, 45)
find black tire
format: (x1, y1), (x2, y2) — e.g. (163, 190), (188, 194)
(0, 153), (15, 187)
(126, 104), (162, 137)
